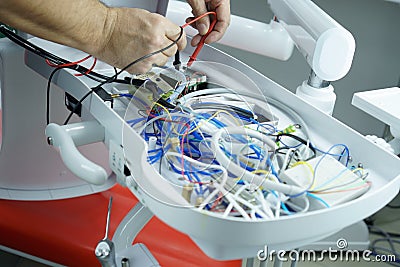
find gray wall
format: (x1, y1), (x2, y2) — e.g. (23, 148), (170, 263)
(211, 0), (400, 136)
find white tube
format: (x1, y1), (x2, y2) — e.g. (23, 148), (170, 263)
(167, 0), (294, 61)
(148, 136), (157, 151)
(211, 126), (304, 195)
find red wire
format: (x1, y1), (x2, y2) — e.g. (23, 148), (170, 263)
(45, 55), (92, 68)
(181, 11), (217, 67)
(181, 11), (217, 29)
(210, 192), (223, 210)
(75, 57), (97, 77)
(45, 54), (97, 77)
(180, 124), (208, 185)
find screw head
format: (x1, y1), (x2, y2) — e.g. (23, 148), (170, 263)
(47, 137), (53, 145)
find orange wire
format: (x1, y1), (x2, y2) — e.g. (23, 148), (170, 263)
(312, 181), (372, 194)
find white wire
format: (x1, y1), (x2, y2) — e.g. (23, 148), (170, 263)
(211, 126), (304, 195)
(217, 185), (251, 220)
(222, 184), (249, 219)
(256, 189), (275, 219)
(166, 151), (268, 220)
(177, 88), (311, 138)
(285, 196), (310, 213)
(275, 192), (282, 218)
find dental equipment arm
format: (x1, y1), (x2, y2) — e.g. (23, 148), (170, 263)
(268, 0), (355, 82)
(272, 0), (355, 114)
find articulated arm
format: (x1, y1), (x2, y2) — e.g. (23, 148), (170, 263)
(268, 0), (355, 82)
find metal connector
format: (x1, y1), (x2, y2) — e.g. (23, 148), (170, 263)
(307, 69), (330, 88)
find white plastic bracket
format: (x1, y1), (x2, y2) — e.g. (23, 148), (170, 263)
(45, 121), (108, 185)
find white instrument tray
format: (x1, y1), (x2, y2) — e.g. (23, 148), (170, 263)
(26, 38), (400, 260)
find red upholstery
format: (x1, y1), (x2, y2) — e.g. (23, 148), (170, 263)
(0, 184), (241, 267)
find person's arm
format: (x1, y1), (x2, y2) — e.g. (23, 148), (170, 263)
(0, 0), (186, 73)
(186, 0), (230, 47)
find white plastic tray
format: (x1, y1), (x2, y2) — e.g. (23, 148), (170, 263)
(25, 38), (400, 260)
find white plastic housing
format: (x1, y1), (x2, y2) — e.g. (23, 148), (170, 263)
(296, 81), (336, 115)
(167, 0), (294, 61)
(352, 87), (400, 154)
(45, 122), (108, 185)
(352, 87), (400, 136)
(268, 0), (355, 81)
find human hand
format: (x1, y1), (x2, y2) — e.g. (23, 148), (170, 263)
(186, 0), (230, 47)
(92, 7), (187, 74)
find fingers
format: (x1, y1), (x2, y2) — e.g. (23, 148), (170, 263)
(187, 0), (211, 35)
(187, 0), (231, 46)
(166, 26), (187, 51)
(205, 0), (230, 44)
(96, 8), (187, 75)
(130, 16), (186, 74)
(126, 53), (170, 74)
(191, 34), (202, 47)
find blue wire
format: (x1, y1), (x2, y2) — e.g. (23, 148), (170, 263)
(281, 202), (293, 214)
(289, 143), (351, 198)
(148, 148), (162, 154)
(127, 117), (146, 127)
(307, 193), (330, 208)
(313, 147), (347, 157)
(118, 93), (134, 98)
(313, 144), (350, 166)
(249, 118), (277, 134)
(189, 170), (203, 195)
(148, 152), (162, 164)
(312, 168), (349, 191)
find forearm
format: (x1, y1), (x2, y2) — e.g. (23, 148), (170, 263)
(0, 0), (186, 73)
(0, 0), (114, 56)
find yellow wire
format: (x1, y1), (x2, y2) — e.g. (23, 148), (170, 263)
(290, 161), (316, 190)
(153, 102), (184, 135)
(314, 167), (366, 192)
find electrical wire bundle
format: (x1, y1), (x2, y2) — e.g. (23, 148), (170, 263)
(126, 80), (372, 221)
(1, 17), (372, 221)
